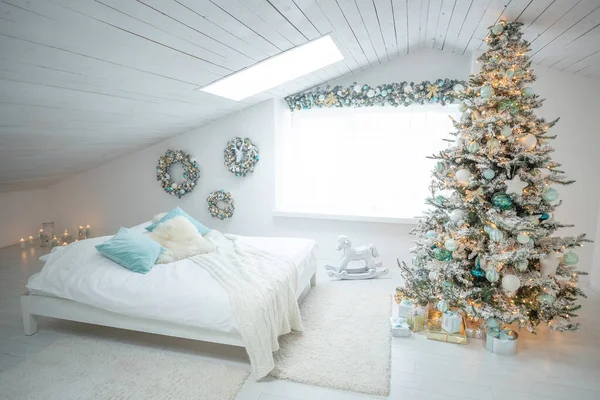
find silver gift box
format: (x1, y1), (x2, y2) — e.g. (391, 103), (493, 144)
(484, 329), (519, 356)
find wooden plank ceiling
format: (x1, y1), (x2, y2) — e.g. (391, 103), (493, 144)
(1, 0), (599, 192)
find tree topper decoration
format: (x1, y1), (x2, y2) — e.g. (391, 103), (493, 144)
(156, 149), (199, 198)
(224, 137), (259, 177)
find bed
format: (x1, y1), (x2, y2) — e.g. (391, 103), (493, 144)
(21, 223), (317, 355)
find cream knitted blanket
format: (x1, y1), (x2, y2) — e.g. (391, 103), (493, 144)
(190, 232), (303, 378)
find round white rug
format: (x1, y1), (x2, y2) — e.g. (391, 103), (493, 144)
(271, 281), (391, 396)
(0, 336), (249, 400)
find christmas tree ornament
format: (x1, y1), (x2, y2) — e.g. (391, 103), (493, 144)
(529, 237), (535, 245)
(517, 233), (530, 244)
(465, 187), (484, 202)
(484, 225), (493, 234)
(537, 294), (556, 305)
(562, 251), (579, 265)
(489, 229), (504, 242)
(476, 255), (488, 271)
(519, 134), (537, 150)
(436, 299), (449, 312)
(483, 169), (495, 180)
(434, 248), (453, 261)
(428, 271), (438, 281)
(539, 212), (550, 221)
(492, 193), (514, 210)
(500, 125), (513, 138)
(501, 274), (521, 292)
(516, 261), (528, 272)
(542, 188), (559, 202)
(523, 87), (534, 97)
(435, 161), (446, 173)
(467, 141), (480, 153)
(459, 102), (468, 112)
(487, 138), (500, 154)
(505, 175), (527, 196)
(491, 24), (504, 35)
(412, 255), (423, 267)
(455, 168), (472, 185)
(425, 230), (437, 239)
(444, 239), (458, 251)
(540, 252), (560, 276)
(433, 195), (446, 205)
(506, 69), (515, 78)
(450, 209), (465, 223)
(486, 269), (499, 282)
(471, 264), (486, 279)
(480, 85), (494, 99)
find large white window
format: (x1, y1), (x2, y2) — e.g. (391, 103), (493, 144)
(275, 104), (460, 222)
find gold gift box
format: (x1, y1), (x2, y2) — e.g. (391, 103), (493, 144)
(426, 315), (467, 345)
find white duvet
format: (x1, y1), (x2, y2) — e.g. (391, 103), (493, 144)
(27, 223), (316, 335)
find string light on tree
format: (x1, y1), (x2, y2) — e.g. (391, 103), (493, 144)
(396, 21), (588, 335)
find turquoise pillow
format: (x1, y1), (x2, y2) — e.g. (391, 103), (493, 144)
(96, 228), (164, 274)
(145, 207), (210, 235)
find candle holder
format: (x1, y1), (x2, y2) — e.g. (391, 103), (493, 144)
(28, 235), (34, 244)
(50, 235), (60, 249)
(78, 226), (86, 240)
(85, 225), (92, 239)
(42, 222), (55, 247)
(39, 229), (47, 247)
(19, 238), (25, 249)
(61, 229), (72, 244)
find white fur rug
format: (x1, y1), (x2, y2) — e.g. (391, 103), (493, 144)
(271, 282), (391, 396)
(0, 336), (249, 400)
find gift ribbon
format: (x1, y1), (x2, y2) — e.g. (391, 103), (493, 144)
(400, 299), (413, 307)
(486, 327), (518, 341)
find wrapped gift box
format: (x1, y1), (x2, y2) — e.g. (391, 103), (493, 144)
(484, 328), (519, 356)
(397, 299), (413, 318)
(390, 317), (411, 337)
(465, 318), (485, 339)
(426, 315), (467, 344)
(442, 312), (462, 334)
(407, 304), (428, 332)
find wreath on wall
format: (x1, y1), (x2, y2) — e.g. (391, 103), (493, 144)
(224, 137), (259, 177)
(207, 190), (234, 220)
(156, 149), (200, 198)
(284, 79), (467, 111)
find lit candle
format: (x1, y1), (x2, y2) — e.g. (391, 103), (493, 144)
(85, 225), (92, 238)
(28, 235), (34, 244)
(62, 242), (68, 246)
(20, 238), (26, 248)
(78, 225), (86, 240)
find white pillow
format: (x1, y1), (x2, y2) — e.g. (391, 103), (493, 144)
(147, 216), (215, 264)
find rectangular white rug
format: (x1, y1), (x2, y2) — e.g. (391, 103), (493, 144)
(271, 282), (392, 396)
(0, 336), (249, 400)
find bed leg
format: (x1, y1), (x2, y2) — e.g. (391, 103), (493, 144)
(20, 295), (38, 336)
(310, 273), (316, 287)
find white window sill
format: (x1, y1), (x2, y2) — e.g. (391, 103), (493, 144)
(272, 210), (418, 225)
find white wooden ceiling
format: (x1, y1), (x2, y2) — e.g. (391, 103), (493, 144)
(2, 0), (600, 192)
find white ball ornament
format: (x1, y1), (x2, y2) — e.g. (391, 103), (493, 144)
(517, 233), (530, 244)
(353, 84), (362, 93)
(483, 169), (495, 180)
(491, 24), (504, 35)
(519, 134), (537, 150)
(480, 85), (494, 99)
(523, 87), (534, 97)
(455, 169), (472, 185)
(516, 261), (528, 272)
(450, 209), (465, 223)
(425, 230), (437, 239)
(445, 239), (458, 251)
(502, 274), (521, 292)
(500, 125), (513, 138)
(489, 229), (504, 243)
(429, 271), (438, 281)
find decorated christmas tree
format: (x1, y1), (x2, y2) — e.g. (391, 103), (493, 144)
(397, 21), (588, 333)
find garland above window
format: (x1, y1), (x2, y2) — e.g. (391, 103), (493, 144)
(285, 79), (467, 111)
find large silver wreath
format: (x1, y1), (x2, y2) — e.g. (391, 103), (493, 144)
(156, 149), (199, 198)
(224, 137), (259, 177)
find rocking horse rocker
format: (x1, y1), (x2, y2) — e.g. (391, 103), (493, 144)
(325, 235), (389, 280)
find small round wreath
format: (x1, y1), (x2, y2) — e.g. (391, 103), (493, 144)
(156, 149), (199, 198)
(207, 190), (234, 220)
(224, 137), (259, 177)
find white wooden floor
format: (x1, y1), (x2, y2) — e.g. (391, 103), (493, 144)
(1, 242), (600, 400)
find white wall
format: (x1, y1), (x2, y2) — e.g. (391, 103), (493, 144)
(0, 189), (51, 248)
(40, 49), (600, 285)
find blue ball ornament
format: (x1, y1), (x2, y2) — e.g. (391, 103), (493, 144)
(483, 169), (496, 180)
(480, 85), (494, 99)
(434, 248), (453, 261)
(542, 188), (559, 202)
(500, 126), (513, 137)
(489, 229), (504, 243)
(517, 233), (530, 244)
(563, 251), (579, 265)
(467, 142), (480, 153)
(492, 193), (513, 210)
(491, 24), (504, 35)
(537, 294), (556, 305)
(425, 230), (437, 239)
(523, 87), (534, 97)
(486, 269), (499, 282)
(412, 255), (423, 267)
(539, 213), (550, 221)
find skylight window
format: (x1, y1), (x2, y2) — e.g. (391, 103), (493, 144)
(201, 35), (344, 101)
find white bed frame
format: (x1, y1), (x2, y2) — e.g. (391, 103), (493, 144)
(20, 262), (316, 347)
